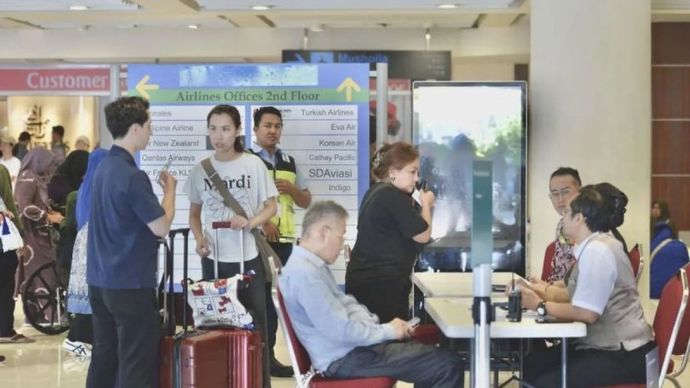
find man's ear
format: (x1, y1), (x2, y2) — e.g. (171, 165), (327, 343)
(127, 123), (140, 136)
(318, 224), (328, 242)
(574, 213), (585, 225)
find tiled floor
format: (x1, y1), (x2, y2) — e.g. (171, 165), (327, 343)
(1, 295), (688, 388)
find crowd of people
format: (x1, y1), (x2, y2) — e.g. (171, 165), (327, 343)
(0, 96), (684, 387)
(0, 124), (95, 363)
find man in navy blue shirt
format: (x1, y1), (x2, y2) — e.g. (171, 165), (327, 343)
(86, 96), (176, 388)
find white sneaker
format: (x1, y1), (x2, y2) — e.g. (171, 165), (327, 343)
(62, 339), (92, 358)
(62, 356), (89, 373)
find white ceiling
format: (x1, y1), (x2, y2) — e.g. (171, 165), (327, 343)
(0, 0), (686, 32)
(0, 0), (524, 31)
(0, 0), (686, 64)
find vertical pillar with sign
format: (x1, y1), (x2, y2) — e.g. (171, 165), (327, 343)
(471, 159), (493, 388)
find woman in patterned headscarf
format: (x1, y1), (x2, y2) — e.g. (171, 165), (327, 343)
(13, 148), (64, 307)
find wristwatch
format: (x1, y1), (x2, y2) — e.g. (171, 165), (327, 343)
(536, 301), (548, 317)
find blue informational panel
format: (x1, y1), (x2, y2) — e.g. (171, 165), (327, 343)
(127, 63), (370, 281)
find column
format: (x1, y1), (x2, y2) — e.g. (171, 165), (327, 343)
(528, 0), (651, 296)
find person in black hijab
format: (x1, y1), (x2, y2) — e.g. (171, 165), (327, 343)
(48, 150), (89, 215)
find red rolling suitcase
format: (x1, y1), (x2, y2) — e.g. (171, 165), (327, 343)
(159, 228), (230, 388)
(225, 329), (263, 388)
(159, 331), (229, 388)
(211, 221), (264, 388)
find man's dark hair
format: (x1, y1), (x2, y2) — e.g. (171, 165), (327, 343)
(569, 185), (609, 233)
(52, 125), (65, 138)
(550, 167), (581, 187)
(207, 104), (243, 152)
(18, 131), (31, 142)
(253, 106), (282, 127)
(104, 96), (150, 140)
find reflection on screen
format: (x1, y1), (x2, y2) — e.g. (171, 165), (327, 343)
(413, 82), (526, 273)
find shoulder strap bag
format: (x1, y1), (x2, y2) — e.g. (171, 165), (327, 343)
(201, 157), (280, 283)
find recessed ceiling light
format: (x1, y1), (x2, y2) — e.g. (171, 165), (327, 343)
(251, 5), (273, 11)
(188, 24), (200, 29)
(437, 4), (459, 9)
(69, 5), (89, 11)
(309, 24), (324, 32)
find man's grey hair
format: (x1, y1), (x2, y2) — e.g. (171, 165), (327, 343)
(302, 201), (348, 237)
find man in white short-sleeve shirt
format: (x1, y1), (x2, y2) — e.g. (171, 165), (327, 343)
(517, 185), (653, 387)
(568, 232), (618, 315)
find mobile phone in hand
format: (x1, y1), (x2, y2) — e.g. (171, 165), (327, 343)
(407, 317), (421, 328)
(158, 159), (172, 185)
(161, 159), (172, 174)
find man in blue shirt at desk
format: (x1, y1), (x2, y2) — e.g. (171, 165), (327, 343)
(86, 96), (177, 388)
(280, 201), (463, 387)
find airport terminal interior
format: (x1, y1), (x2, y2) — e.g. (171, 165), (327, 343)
(2, 0), (690, 387)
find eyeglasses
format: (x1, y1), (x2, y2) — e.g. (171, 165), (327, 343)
(548, 188), (574, 200)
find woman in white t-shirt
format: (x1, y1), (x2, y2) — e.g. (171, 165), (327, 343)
(184, 104), (277, 388)
(0, 135), (21, 190)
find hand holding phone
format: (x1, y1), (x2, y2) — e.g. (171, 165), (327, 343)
(407, 317), (421, 328)
(158, 159), (172, 187)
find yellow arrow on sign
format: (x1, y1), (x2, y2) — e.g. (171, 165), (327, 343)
(136, 75), (159, 99)
(336, 77), (361, 102)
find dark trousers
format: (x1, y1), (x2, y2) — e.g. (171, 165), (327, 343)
(325, 340), (464, 388)
(202, 256), (271, 388)
(523, 340), (655, 387)
(266, 241), (293, 352)
(87, 286), (159, 388)
(0, 250), (18, 337)
(67, 313), (93, 344)
(346, 278), (412, 322)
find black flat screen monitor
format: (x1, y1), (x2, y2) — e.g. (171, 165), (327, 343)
(412, 81), (527, 275)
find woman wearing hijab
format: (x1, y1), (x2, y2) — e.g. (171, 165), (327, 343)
(52, 150), (88, 275)
(14, 148), (64, 316)
(47, 150), (89, 215)
(64, 149), (107, 357)
(0, 165), (34, 343)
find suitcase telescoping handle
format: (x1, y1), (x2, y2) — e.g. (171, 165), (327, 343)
(211, 221), (245, 278)
(168, 227), (190, 333)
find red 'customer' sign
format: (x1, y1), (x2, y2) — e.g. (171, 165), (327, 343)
(0, 68), (110, 93)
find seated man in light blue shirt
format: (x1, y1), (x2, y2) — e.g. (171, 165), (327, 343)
(279, 201), (464, 387)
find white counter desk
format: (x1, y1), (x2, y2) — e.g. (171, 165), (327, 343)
(412, 271), (515, 298)
(424, 297), (586, 388)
